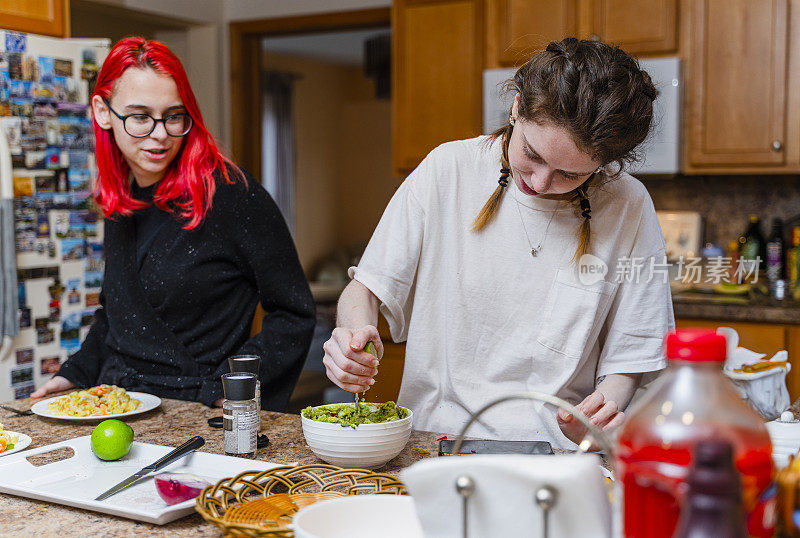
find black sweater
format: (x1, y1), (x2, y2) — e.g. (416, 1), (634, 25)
(57, 168), (316, 410)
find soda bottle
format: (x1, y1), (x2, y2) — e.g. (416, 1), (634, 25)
(616, 329), (774, 538)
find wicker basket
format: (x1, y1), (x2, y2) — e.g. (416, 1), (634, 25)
(195, 463), (408, 537)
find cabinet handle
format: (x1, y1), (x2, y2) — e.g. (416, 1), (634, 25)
(772, 140), (782, 151)
(590, 34), (601, 41)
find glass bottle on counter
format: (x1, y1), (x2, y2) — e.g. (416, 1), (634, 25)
(766, 218), (785, 284)
(221, 372), (258, 459)
(788, 226), (800, 297)
(740, 214), (766, 274)
(673, 440), (748, 538)
(616, 329), (774, 538)
(228, 354), (261, 431)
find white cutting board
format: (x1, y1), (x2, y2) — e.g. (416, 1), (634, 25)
(0, 435), (287, 524)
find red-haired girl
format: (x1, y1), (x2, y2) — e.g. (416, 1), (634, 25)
(32, 37), (315, 410)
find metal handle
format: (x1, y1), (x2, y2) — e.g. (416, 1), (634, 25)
(455, 475), (475, 538)
(772, 140), (782, 151)
(535, 486), (558, 538)
(450, 392), (616, 460)
(449, 392), (617, 538)
(144, 436), (205, 472)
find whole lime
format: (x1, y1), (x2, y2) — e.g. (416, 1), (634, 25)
(91, 419), (134, 461)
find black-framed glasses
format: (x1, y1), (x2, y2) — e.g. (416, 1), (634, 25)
(102, 97), (193, 138)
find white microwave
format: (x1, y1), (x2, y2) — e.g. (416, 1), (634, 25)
(482, 57), (682, 175)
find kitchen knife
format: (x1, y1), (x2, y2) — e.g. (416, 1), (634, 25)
(94, 436), (205, 501)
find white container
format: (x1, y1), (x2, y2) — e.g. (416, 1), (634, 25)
(301, 404), (412, 469)
(293, 494), (423, 538)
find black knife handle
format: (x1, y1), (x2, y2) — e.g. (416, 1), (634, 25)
(143, 436), (205, 473)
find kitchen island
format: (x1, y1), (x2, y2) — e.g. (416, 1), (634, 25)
(0, 395), (444, 537)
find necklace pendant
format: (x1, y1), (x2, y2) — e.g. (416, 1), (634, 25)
(531, 248), (538, 257)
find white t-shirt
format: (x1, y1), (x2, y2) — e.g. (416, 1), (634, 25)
(350, 136), (674, 448)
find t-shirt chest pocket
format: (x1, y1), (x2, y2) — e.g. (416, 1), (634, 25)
(536, 268), (619, 359)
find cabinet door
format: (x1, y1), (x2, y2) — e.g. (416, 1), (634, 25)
(589, 0), (677, 55)
(675, 319), (787, 359)
(493, 0), (577, 66)
(393, 0), (484, 175)
(687, 0), (788, 167)
(0, 0), (69, 37)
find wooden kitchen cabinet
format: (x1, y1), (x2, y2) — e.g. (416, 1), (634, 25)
(587, 0), (677, 55)
(392, 0), (484, 176)
(0, 0), (70, 37)
(488, 0), (676, 68)
(491, 0), (578, 66)
(684, 0), (800, 173)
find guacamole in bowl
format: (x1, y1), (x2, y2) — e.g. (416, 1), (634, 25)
(301, 402), (409, 428)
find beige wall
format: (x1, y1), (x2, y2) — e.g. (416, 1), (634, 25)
(262, 53), (394, 275)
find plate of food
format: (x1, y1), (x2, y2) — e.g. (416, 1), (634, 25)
(31, 385), (161, 420)
(0, 424), (31, 456)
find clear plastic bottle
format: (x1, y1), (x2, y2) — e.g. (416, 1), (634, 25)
(616, 329), (774, 538)
(221, 372), (258, 459)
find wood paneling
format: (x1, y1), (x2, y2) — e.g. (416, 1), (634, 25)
(393, 0), (484, 175)
(590, 0), (677, 54)
(0, 0), (69, 37)
(687, 0), (789, 168)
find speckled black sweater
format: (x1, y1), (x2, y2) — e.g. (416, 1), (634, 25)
(57, 168), (316, 410)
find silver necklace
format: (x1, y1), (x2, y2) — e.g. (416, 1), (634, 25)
(512, 187), (562, 257)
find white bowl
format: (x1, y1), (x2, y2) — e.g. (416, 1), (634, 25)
(301, 403), (413, 469)
(293, 495), (423, 538)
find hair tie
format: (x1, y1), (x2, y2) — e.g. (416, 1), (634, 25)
(577, 184), (592, 220)
(498, 168), (510, 188)
(580, 197), (592, 220)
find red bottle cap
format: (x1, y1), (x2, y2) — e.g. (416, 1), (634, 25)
(665, 329), (727, 362)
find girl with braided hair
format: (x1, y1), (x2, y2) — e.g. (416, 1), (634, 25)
(323, 38), (673, 449)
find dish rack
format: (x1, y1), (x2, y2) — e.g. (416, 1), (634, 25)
(195, 463), (407, 537)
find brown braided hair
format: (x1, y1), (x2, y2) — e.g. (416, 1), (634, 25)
(473, 38), (658, 261)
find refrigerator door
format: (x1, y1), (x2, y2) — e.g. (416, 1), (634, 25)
(0, 31), (109, 401)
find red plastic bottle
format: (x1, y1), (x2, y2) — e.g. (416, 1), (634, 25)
(616, 329), (774, 538)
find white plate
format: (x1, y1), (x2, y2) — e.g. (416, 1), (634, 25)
(1, 432), (32, 457)
(31, 392), (162, 420)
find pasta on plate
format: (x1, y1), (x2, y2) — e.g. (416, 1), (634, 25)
(0, 423), (19, 453)
(47, 385), (141, 417)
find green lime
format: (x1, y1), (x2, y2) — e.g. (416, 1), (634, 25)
(91, 419), (134, 461)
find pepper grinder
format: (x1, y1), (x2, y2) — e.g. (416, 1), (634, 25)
(228, 354), (261, 431)
(221, 372), (258, 458)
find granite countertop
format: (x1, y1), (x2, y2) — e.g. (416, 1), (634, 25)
(673, 292), (800, 325)
(0, 395), (444, 537)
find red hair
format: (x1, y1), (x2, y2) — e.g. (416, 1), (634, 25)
(92, 36), (241, 229)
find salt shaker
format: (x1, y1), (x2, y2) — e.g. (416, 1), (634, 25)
(228, 354), (261, 430)
(221, 372), (258, 458)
